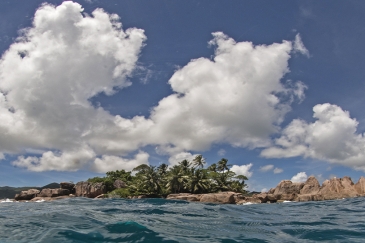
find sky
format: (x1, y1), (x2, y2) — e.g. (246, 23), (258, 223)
(1, 0), (365, 192)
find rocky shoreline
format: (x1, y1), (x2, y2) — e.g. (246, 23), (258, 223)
(12, 176), (365, 204)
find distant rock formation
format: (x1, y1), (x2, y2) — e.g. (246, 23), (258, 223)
(38, 188), (70, 197)
(14, 189), (40, 201)
(60, 182), (76, 194)
(255, 176), (365, 203)
(166, 176), (365, 204)
(113, 179), (127, 189)
(75, 182), (106, 198)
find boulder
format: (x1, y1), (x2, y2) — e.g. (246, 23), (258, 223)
(113, 179), (127, 189)
(60, 182), (75, 193)
(167, 193), (202, 202)
(355, 176), (365, 195)
(199, 192), (235, 204)
(300, 176), (321, 194)
(75, 182), (106, 198)
(38, 188), (70, 197)
(273, 180), (304, 195)
(14, 189), (40, 200)
(318, 177), (358, 200)
(254, 193), (268, 203)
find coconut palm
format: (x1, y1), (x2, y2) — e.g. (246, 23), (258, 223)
(166, 165), (188, 193)
(192, 155), (206, 169)
(217, 158), (231, 172)
(187, 169), (210, 193)
(207, 163), (217, 172)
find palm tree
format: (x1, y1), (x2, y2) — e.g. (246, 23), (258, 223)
(192, 155), (206, 169)
(157, 163), (168, 176)
(134, 165), (162, 195)
(207, 163), (217, 172)
(217, 158), (231, 172)
(187, 169), (210, 193)
(166, 165), (188, 193)
(178, 159), (191, 174)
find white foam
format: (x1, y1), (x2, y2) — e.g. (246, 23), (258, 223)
(0, 199), (13, 203)
(35, 199), (45, 203)
(241, 202), (255, 205)
(283, 200), (292, 203)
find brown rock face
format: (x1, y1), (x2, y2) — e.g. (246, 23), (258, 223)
(14, 189), (40, 200)
(113, 180), (127, 189)
(38, 188), (70, 197)
(75, 182), (106, 198)
(199, 192), (235, 204)
(273, 180), (304, 195)
(318, 177), (358, 200)
(355, 176), (365, 195)
(300, 176), (321, 194)
(60, 182), (75, 193)
(167, 193), (202, 202)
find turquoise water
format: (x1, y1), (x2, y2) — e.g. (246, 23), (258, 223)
(0, 197), (365, 242)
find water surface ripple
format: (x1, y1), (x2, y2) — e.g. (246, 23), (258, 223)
(1, 197), (365, 242)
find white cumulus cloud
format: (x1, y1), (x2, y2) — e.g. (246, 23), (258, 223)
(231, 163), (253, 178)
(273, 167), (283, 174)
(0, 1), (309, 172)
(259, 164), (274, 172)
(261, 103), (365, 172)
(92, 151), (149, 173)
(291, 172), (308, 183)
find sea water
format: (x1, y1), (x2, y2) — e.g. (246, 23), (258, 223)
(0, 197), (364, 242)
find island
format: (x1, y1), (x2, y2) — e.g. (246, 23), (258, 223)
(7, 155), (365, 204)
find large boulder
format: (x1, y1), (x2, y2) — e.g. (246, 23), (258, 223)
(38, 188), (70, 197)
(300, 176), (321, 194)
(167, 193), (202, 202)
(273, 180), (304, 195)
(113, 179), (127, 189)
(355, 176), (365, 195)
(14, 189), (40, 200)
(60, 182), (75, 193)
(199, 192), (236, 204)
(318, 177), (358, 200)
(75, 182), (106, 198)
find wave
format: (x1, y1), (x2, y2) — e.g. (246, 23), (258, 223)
(0, 197), (364, 242)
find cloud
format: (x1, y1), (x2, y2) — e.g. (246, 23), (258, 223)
(0, 2), (307, 172)
(151, 31), (304, 156)
(13, 146), (96, 172)
(291, 172), (308, 183)
(293, 34), (309, 57)
(261, 103), (365, 172)
(259, 164), (274, 172)
(273, 167), (283, 174)
(167, 152), (197, 166)
(217, 149), (226, 156)
(0, 2), (147, 171)
(261, 188), (268, 193)
(92, 151), (149, 173)
(231, 163), (253, 178)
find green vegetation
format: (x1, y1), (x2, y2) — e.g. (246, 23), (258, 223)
(88, 155), (248, 198)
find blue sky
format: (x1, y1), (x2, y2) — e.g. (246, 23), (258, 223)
(1, 0), (365, 192)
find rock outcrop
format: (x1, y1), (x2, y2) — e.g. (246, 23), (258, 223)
(167, 192), (243, 204)
(75, 182), (106, 198)
(113, 180), (127, 189)
(14, 189), (40, 200)
(355, 176), (365, 195)
(38, 188), (70, 197)
(60, 182), (75, 194)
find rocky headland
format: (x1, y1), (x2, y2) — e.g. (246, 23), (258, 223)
(12, 176), (365, 204)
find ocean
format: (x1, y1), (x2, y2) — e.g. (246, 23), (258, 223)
(0, 197), (364, 242)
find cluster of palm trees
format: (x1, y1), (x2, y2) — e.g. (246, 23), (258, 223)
(88, 155), (248, 197)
